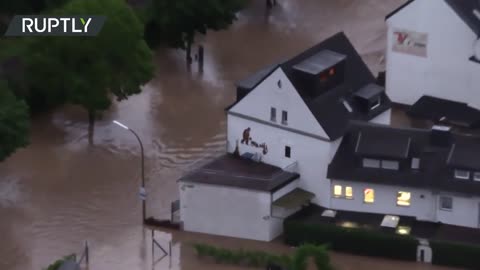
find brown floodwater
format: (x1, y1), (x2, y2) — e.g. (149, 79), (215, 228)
(0, 1), (462, 269)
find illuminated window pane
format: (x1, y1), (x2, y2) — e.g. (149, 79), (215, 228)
(364, 188), (375, 203)
(334, 185), (342, 197)
(397, 191), (411, 206)
(345, 186), (353, 199)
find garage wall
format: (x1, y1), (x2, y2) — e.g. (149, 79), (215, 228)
(179, 182), (273, 241)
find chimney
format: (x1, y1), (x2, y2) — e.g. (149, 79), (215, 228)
(430, 125), (452, 147)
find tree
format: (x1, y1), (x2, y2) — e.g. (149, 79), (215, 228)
(23, 0), (154, 139)
(0, 81), (29, 162)
(147, 0), (247, 62)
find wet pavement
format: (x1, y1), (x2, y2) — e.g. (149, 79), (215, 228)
(0, 0), (463, 269)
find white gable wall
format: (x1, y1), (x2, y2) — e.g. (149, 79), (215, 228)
(386, 0), (480, 108)
(229, 67), (329, 139)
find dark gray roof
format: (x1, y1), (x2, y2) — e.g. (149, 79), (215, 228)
(407, 95), (480, 128)
(328, 121), (480, 196)
(292, 50), (346, 75)
(228, 32), (391, 140)
(386, 0), (480, 36)
(179, 154), (299, 192)
(281, 32), (391, 140)
(447, 143), (480, 170)
(355, 128), (411, 159)
(236, 63), (279, 90)
(354, 83), (385, 102)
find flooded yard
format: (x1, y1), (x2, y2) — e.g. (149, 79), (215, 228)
(0, 0), (464, 269)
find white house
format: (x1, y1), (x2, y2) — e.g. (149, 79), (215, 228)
(385, 0), (480, 111)
(327, 122), (480, 229)
(178, 32), (393, 241)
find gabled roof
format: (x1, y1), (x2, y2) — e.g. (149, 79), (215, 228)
(386, 0), (480, 36)
(407, 95), (480, 128)
(328, 121), (480, 196)
(282, 32), (390, 139)
(229, 32), (391, 140)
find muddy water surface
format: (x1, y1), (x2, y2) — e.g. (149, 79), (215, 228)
(0, 1), (462, 269)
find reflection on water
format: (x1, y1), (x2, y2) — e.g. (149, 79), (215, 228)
(0, 0), (459, 269)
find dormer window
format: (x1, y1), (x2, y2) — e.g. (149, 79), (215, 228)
(353, 84), (385, 113)
(474, 172), (480, 181)
(363, 158), (399, 170)
(454, 169), (470, 180)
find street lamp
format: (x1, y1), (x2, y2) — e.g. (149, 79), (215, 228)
(113, 120), (146, 223)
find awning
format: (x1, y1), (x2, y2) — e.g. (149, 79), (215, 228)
(272, 188), (315, 209)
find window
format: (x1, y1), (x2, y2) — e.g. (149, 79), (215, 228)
(270, 107), (276, 122)
(281, 110), (288, 125)
(345, 186), (353, 199)
(277, 80), (282, 88)
(370, 97), (381, 110)
(285, 146), (291, 158)
(329, 68), (335, 76)
(363, 158), (380, 168)
(397, 191), (411, 206)
(439, 196), (453, 211)
(474, 172), (480, 182)
(411, 158), (420, 170)
(333, 185), (343, 197)
(454, 169), (470, 180)
(381, 160), (399, 170)
(364, 188), (375, 203)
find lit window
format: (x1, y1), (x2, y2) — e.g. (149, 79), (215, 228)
(364, 188), (375, 203)
(397, 191), (411, 206)
(454, 170), (470, 180)
(381, 160), (399, 170)
(396, 226), (411, 235)
(333, 185), (342, 197)
(345, 186), (353, 199)
(329, 68), (335, 76)
(439, 196), (453, 211)
(281, 110), (288, 125)
(411, 158), (420, 170)
(270, 107), (276, 122)
(363, 158), (380, 168)
(474, 172), (480, 182)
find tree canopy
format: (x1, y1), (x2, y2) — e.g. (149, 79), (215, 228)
(0, 81), (29, 161)
(146, 0), (246, 52)
(22, 0), (154, 126)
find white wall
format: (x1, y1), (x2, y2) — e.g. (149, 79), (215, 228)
(330, 179), (436, 220)
(386, 0), (480, 108)
(179, 182), (273, 241)
(330, 179), (480, 229)
(436, 193), (480, 228)
(229, 67), (329, 139)
(227, 113), (336, 208)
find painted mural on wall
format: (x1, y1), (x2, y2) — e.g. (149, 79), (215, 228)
(240, 127), (268, 155)
(392, 29), (428, 57)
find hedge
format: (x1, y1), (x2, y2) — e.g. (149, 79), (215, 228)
(192, 243), (334, 270)
(44, 254), (76, 270)
(284, 220), (418, 261)
(430, 240), (480, 269)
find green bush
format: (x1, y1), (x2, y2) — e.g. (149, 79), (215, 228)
(284, 220), (418, 261)
(192, 243), (333, 270)
(431, 240), (480, 269)
(44, 254), (76, 270)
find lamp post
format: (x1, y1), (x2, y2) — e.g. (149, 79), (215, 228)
(113, 120), (146, 223)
